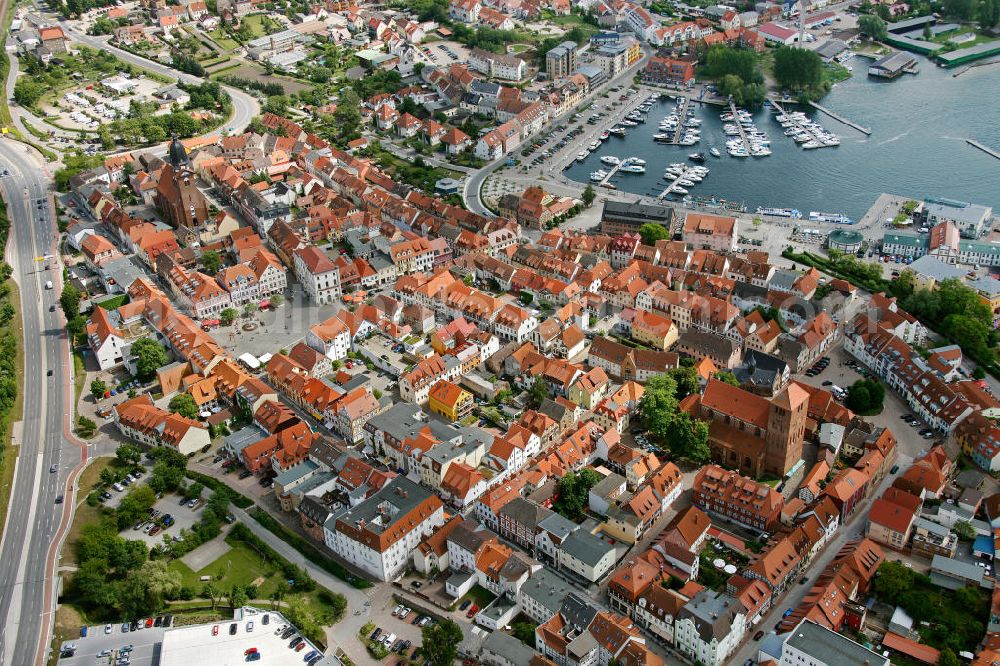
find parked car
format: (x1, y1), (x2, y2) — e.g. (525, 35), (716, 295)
(466, 604), (478, 618)
(459, 600), (471, 611)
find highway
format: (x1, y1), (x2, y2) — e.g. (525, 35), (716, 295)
(0, 140), (85, 666)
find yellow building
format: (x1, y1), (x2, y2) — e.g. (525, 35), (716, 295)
(631, 310), (679, 351)
(428, 379), (473, 422)
(626, 39), (642, 66)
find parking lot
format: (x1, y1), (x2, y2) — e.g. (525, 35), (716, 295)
(364, 601), (432, 662)
(58, 619), (170, 666)
(42, 75), (163, 131)
(415, 40), (472, 67)
(122, 492), (209, 548)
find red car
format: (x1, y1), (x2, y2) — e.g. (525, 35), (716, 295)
(145, 618), (153, 628)
(295, 642), (306, 652)
(212, 625), (219, 636)
(466, 604), (478, 618)
(244, 648), (258, 656)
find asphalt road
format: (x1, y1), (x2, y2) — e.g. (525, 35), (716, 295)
(0, 140), (85, 666)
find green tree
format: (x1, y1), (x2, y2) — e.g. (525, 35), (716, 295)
(772, 47), (824, 93)
(200, 250), (221, 275)
(131, 338), (169, 381)
(954, 520), (976, 541)
(582, 184), (596, 208)
(220, 308), (238, 326)
(512, 621), (536, 645)
(116, 485), (157, 530)
(333, 90), (362, 143)
(13, 78), (45, 108)
(858, 14), (888, 39)
(639, 374), (679, 442)
(421, 618), (463, 666)
(91, 378), (108, 401)
(669, 366), (700, 401)
(60, 283), (82, 320)
(666, 412), (710, 462)
(938, 648), (961, 666)
(168, 393), (200, 420)
(638, 223), (670, 246)
(116, 443), (141, 466)
(980, 0), (1000, 27)
(528, 376), (548, 408)
(269, 294), (284, 308)
(228, 584), (249, 610)
(714, 371), (739, 386)
(202, 582), (222, 610)
(554, 468), (601, 520)
(944, 0), (975, 18)
(872, 560), (915, 605)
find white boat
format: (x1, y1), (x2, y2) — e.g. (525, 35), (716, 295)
(576, 151), (589, 161)
(671, 186), (688, 195)
(810, 211), (853, 224)
(621, 120), (638, 127)
(590, 170), (607, 181)
(757, 207), (802, 218)
(803, 141), (821, 149)
(709, 147), (721, 158)
(600, 155), (621, 166)
(622, 157), (646, 166)
(589, 141), (600, 150)
(620, 164), (646, 173)
(677, 179), (696, 187)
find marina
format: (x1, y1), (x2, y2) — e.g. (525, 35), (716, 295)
(771, 100), (840, 149)
(563, 56), (1000, 219)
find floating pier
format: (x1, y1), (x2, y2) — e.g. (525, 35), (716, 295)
(727, 100), (754, 154)
(967, 139), (1000, 160)
(658, 167), (694, 199)
(771, 100), (840, 148)
(807, 101), (872, 135)
(670, 96), (691, 145)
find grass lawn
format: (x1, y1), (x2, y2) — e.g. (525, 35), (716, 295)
(209, 30), (240, 51)
(73, 350), (85, 408)
(509, 43), (532, 53)
(240, 15), (269, 39)
(47, 604), (86, 666)
(0, 277), (23, 545)
(62, 496), (104, 569)
(168, 536), (339, 624)
(98, 294), (128, 310)
(456, 585), (496, 609)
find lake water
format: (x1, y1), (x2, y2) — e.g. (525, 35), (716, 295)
(563, 55), (1000, 220)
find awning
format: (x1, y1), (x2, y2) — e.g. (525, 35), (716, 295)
(259, 299), (271, 309)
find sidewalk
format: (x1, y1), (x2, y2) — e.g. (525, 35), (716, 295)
(228, 505), (380, 665)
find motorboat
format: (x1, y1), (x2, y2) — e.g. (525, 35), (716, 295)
(709, 147), (721, 158)
(623, 157), (646, 166)
(671, 186), (688, 195)
(600, 155), (621, 166)
(600, 130), (610, 140)
(609, 127), (626, 137)
(688, 152), (706, 163)
(620, 164), (646, 173)
(576, 151), (589, 161)
(590, 170), (607, 181)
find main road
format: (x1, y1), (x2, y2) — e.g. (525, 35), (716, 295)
(0, 140), (86, 666)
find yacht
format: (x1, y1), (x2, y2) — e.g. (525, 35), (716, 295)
(621, 120), (638, 127)
(810, 211), (853, 224)
(688, 152), (706, 163)
(589, 140), (600, 150)
(609, 127), (626, 137)
(654, 134), (673, 142)
(576, 151), (589, 161)
(620, 164), (646, 173)
(709, 147), (721, 158)
(599, 130), (610, 140)
(677, 179), (696, 187)
(600, 155), (620, 166)
(671, 186), (688, 195)
(590, 170), (607, 181)
(623, 157), (646, 166)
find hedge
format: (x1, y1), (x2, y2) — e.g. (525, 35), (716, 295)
(249, 507), (372, 589)
(185, 470), (254, 509)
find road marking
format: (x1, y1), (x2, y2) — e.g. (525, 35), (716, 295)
(2, 452), (44, 666)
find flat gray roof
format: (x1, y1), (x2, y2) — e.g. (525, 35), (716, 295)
(784, 619), (888, 665)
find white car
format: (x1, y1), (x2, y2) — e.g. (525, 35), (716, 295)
(399, 607), (410, 620)
(105, 624), (113, 634)
(391, 604), (403, 617)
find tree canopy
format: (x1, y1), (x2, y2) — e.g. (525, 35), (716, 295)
(773, 47), (825, 96)
(421, 619), (464, 666)
(858, 14), (888, 40)
(168, 393), (200, 420)
(638, 223), (670, 246)
(844, 378), (885, 414)
(554, 468), (602, 520)
(131, 338), (169, 382)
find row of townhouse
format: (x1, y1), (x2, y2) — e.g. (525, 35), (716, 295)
(844, 310), (973, 434)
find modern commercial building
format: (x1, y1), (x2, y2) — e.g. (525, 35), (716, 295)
(777, 619), (889, 666)
(545, 40), (577, 78)
(600, 200), (675, 236)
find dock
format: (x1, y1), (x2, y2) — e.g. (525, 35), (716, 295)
(670, 95), (691, 145)
(771, 100), (839, 148)
(599, 161), (625, 187)
(727, 100), (754, 154)
(807, 101), (872, 135)
(657, 167), (694, 199)
(967, 139), (1000, 160)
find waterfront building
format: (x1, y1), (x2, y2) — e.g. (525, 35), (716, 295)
(600, 200), (675, 236)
